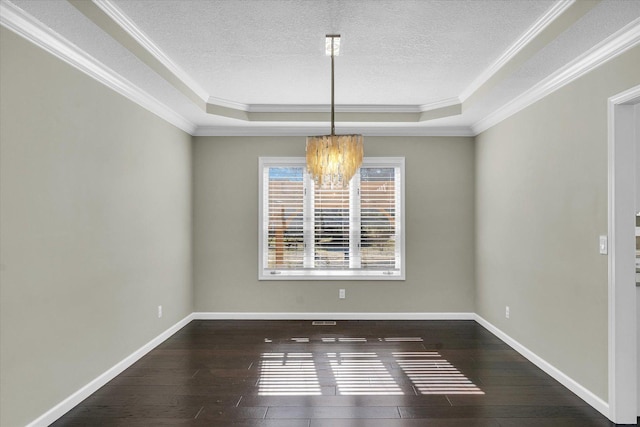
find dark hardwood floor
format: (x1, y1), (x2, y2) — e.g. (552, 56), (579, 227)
(51, 320), (616, 426)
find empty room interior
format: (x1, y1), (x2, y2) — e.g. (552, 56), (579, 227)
(1, 0), (640, 426)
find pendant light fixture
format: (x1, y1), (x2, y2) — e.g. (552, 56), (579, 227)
(306, 35), (363, 188)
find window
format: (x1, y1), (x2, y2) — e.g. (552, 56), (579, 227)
(259, 157), (405, 280)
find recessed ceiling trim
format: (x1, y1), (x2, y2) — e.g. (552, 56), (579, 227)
(460, 0), (575, 102)
(419, 103), (462, 122)
(418, 97), (462, 113)
(247, 111), (423, 122)
(5, 0), (636, 137)
(247, 104), (421, 113)
(92, 0), (209, 103)
(208, 96), (250, 112)
(462, 0), (601, 109)
(235, 97), (462, 115)
(68, 0), (206, 110)
(194, 125), (474, 137)
(0, 0), (196, 135)
(63, 0), (607, 128)
(210, 97), (463, 115)
(205, 102), (249, 121)
(205, 103), (464, 123)
(472, 18), (640, 135)
(61, 0), (465, 124)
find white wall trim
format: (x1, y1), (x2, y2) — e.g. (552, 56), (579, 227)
(247, 104), (420, 114)
(207, 95), (251, 112)
(474, 314), (610, 418)
(418, 97), (462, 113)
(206, 100), (463, 116)
(25, 313), (195, 427)
(92, 0), (209, 103)
(460, 0), (575, 102)
(0, 0), (197, 135)
(607, 85), (640, 424)
(192, 312), (475, 320)
(473, 17), (640, 135)
(219, 98), (461, 115)
(193, 125), (475, 137)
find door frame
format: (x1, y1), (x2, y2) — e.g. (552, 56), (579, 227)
(608, 84), (640, 424)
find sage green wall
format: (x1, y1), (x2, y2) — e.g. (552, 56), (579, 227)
(0, 28), (193, 427)
(475, 45), (640, 401)
(193, 136), (475, 313)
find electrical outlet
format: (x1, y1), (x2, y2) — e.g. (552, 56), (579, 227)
(339, 289), (346, 299)
(158, 305), (163, 318)
(505, 306), (510, 319)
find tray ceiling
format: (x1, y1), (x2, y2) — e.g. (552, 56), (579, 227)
(2, 0), (639, 135)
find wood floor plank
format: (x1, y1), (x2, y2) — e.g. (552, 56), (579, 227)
(265, 406), (401, 419)
(496, 418), (614, 427)
(310, 419), (501, 427)
(197, 406), (268, 420)
(446, 385), (589, 407)
(58, 404), (202, 419)
(53, 418), (310, 427)
(398, 404), (607, 419)
(239, 394), (450, 407)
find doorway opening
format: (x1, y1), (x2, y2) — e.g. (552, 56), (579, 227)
(608, 85), (640, 424)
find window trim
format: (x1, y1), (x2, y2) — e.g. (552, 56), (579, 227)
(258, 156), (405, 281)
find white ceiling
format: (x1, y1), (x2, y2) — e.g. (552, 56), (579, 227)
(2, 0), (640, 135)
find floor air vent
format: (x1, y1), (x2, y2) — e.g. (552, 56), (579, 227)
(312, 321), (336, 326)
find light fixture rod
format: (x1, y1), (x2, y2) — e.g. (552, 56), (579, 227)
(330, 35), (337, 136)
(307, 34), (362, 189)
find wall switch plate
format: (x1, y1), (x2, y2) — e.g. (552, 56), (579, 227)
(599, 235), (608, 255)
(339, 289), (345, 299)
(505, 306), (510, 319)
(158, 305), (162, 318)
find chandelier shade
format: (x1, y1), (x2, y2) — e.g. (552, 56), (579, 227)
(306, 35), (363, 188)
(306, 134), (363, 187)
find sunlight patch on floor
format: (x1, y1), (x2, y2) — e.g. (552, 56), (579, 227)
(258, 352), (322, 396)
(394, 351), (484, 395)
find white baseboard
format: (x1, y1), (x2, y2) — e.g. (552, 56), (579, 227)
(26, 313), (195, 427)
(192, 312), (476, 320)
(473, 314), (610, 418)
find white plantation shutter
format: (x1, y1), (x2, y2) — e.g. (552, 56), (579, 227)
(259, 157), (404, 280)
(359, 167), (400, 271)
(312, 183), (351, 269)
(265, 166), (305, 270)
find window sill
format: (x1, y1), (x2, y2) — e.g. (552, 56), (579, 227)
(260, 270), (405, 281)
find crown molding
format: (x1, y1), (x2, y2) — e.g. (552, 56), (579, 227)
(208, 97), (461, 115)
(92, 0), (209, 103)
(460, 0), (575, 102)
(207, 96), (250, 112)
(418, 97), (462, 112)
(0, 0), (197, 135)
(472, 17), (640, 135)
(193, 125), (474, 137)
(4, 0), (636, 138)
(247, 104), (422, 113)
(88, 0), (461, 121)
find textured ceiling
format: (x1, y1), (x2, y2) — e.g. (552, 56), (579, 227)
(3, 0), (640, 134)
(111, 0), (556, 105)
